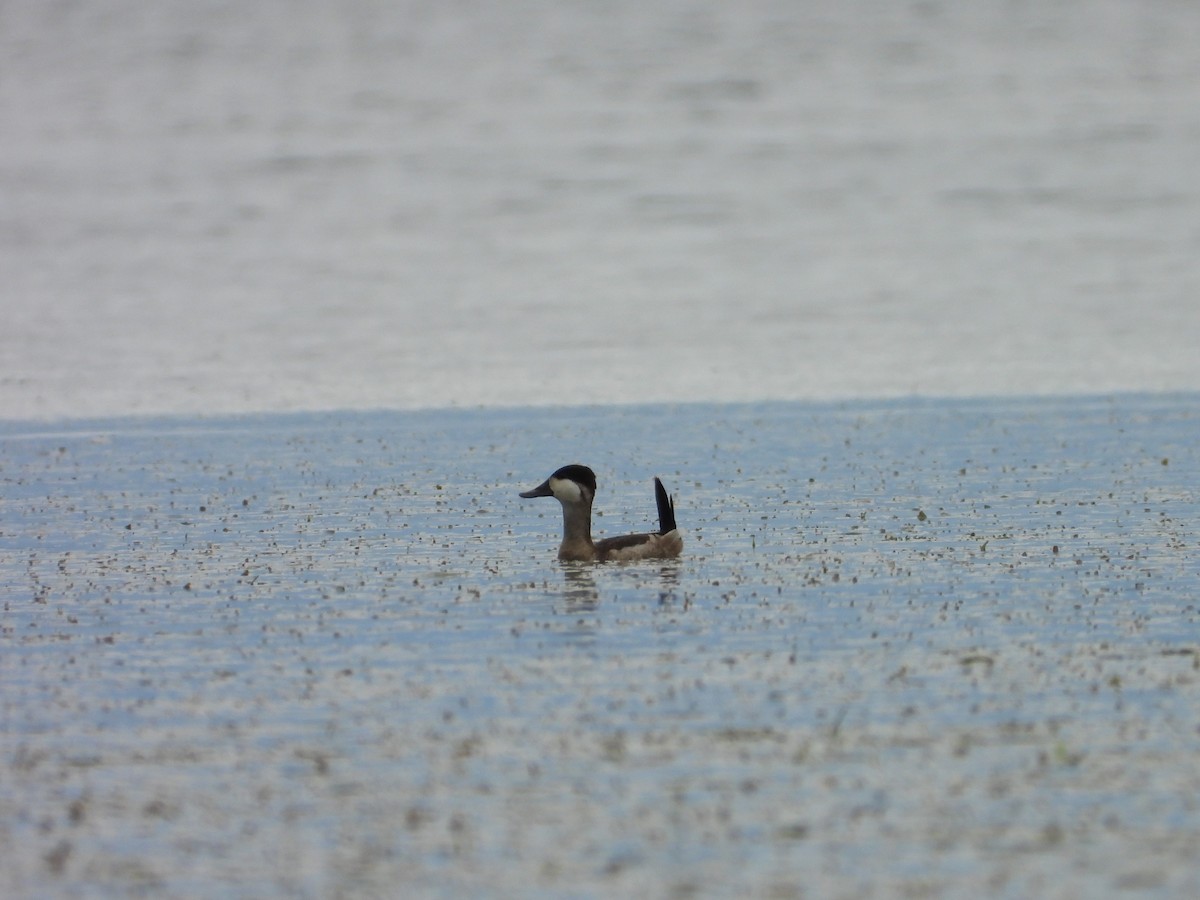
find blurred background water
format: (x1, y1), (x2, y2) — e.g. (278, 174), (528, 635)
(2, 0), (1199, 419)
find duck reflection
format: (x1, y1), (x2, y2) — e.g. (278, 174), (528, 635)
(559, 562), (599, 612)
(654, 562), (682, 607)
(556, 560), (683, 613)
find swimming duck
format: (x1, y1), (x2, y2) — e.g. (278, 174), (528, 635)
(519, 464), (683, 562)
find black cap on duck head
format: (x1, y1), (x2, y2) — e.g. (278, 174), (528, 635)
(549, 464), (596, 493)
(519, 464), (597, 500)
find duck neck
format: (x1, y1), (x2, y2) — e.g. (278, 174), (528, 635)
(558, 499), (595, 558)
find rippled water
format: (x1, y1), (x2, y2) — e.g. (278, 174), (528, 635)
(3, 394), (1199, 896)
(3, 0), (1200, 418)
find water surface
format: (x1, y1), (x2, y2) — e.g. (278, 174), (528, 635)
(3, 394), (1199, 896)
(3, 1), (1200, 418)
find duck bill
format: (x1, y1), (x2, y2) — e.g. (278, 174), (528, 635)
(519, 478), (554, 498)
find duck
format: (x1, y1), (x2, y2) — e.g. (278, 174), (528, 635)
(519, 464), (683, 562)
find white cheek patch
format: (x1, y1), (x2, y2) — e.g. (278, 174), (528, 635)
(549, 477), (583, 503)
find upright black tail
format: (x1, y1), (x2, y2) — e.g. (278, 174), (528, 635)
(653, 477), (677, 534)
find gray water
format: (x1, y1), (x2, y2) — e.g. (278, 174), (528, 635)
(3, 0), (1200, 419)
(3, 394), (1199, 897)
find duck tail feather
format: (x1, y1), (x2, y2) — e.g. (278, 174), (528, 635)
(654, 477), (677, 534)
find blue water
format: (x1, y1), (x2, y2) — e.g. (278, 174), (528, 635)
(3, 393), (1199, 896)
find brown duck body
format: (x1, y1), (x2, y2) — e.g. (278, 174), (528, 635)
(520, 465), (683, 562)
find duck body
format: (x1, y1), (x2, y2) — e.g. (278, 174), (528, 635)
(519, 464), (683, 562)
